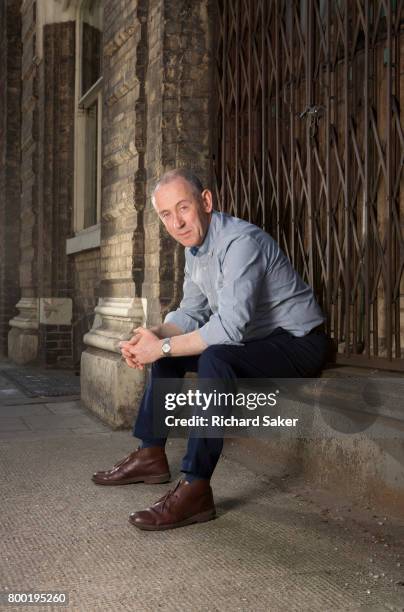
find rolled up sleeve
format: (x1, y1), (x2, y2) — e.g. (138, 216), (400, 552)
(164, 265), (211, 333)
(197, 235), (267, 345)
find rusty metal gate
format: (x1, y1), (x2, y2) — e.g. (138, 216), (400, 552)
(213, 0), (404, 370)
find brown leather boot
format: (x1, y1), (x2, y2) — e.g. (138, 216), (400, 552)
(92, 447), (170, 485)
(129, 479), (216, 530)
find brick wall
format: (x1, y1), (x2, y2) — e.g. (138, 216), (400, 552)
(20, 0), (38, 298)
(39, 22), (75, 299)
(0, 0), (22, 355)
(3, 0), (215, 365)
(100, 0), (148, 301)
(37, 21), (76, 367)
(12, 3), (77, 367)
(100, 0), (213, 326)
(142, 0), (213, 325)
(71, 249), (101, 369)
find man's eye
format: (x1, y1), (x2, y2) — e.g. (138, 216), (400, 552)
(180, 206), (188, 212)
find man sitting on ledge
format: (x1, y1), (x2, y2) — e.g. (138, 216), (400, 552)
(92, 168), (328, 531)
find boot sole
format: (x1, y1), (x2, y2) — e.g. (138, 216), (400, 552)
(92, 473), (171, 486)
(130, 509), (216, 530)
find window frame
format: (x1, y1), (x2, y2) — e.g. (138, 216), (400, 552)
(71, 0), (103, 242)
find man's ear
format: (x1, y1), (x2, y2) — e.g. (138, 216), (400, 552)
(201, 189), (213, 213)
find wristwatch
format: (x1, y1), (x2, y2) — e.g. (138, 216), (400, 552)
(161, 338), (171, 356)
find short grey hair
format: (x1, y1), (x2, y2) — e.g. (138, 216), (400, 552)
(152, 168), (204, 206)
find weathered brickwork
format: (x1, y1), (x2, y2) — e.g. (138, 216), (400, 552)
(40, 22), (75, 294)
(72, 249), (101, 368)
(37, 21), (76, 366)
(2, 0), (214, 368)
(20, 0), (38, 298)
(38, 324), (73, 367)
(0, 0), (22, 355)
(142, 0), (212, 325)
(4, 2), (78, 367)
(100, 0), (148, 301)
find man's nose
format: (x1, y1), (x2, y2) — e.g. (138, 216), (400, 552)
(173, 214), (185, 229)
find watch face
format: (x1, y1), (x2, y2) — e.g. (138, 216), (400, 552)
(162, 342), (170, 354)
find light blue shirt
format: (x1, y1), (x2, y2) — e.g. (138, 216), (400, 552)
(164, 211), (325, 345)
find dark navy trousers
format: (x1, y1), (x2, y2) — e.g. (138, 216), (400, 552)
(133, 327), (329, 479)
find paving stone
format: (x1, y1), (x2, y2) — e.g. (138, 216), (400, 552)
(45, 401), (96, 418)
(45, 401), (82, 412)
(1, 395), (81, 407)
(0, 404), (51, 418)
(0, 430), (70, 440)
(1, 364), (404, 610)
(21, 415), (106, 432)
(69, 427), (110, 435)
(0, 417), (30, 431)
(1, 429), (404, 611)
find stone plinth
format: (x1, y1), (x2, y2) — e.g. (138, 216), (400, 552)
(81, 297), (146, 428)
(8, 298), (39, 364)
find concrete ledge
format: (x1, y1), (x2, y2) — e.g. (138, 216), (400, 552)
(224, 366), (404, 519)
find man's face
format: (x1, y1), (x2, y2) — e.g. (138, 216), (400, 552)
(153, 178), (213, 248)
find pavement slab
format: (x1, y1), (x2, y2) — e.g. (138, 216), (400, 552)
(0, 405), (52, 418)
(1, 364), (404, 611)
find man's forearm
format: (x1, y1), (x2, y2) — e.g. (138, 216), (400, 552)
(148, 323), (184, 339)
(126, 326), (208, 365)
(167, 329), (208, 357)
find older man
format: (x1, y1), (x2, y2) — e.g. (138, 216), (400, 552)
(92, 168), (328, 531)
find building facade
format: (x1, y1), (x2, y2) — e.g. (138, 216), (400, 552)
(1, 0), (403, 426)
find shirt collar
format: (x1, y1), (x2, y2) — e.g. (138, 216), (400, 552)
(189, 211), (219, 257)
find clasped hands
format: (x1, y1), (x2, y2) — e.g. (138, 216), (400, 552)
(119, 327), (162, 370)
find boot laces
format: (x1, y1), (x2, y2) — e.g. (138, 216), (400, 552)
(158, 480), (183, 511)
(112, 449), (138, 469)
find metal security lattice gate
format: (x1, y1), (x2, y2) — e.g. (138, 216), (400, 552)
(213, 0), (404, 370)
